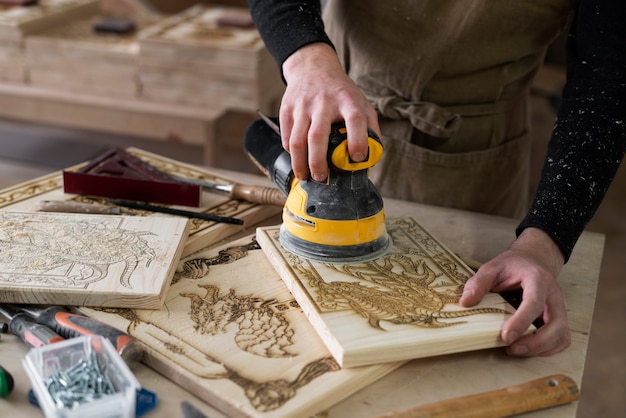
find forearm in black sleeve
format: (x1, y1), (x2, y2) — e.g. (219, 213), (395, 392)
(247, 0), (334, 78)
(517, 0), (626, 262)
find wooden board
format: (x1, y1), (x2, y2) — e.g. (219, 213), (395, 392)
(24, 5), (162, 98)
(0, 147), (281, 256)
(0, 41), (26, 82)
(0, 0), (99, 41)
(0, 0), (99, 82)
(0, 210), (188, 309)
(137, 4), (284, 113)
(256, 217), (533, 368)
(80, 234), (403, 418)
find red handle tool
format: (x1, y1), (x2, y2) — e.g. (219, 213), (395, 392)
(14, 305), (143, 367)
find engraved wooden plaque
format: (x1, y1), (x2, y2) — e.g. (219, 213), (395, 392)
(81, 235), (402, 417)
(0, 211), (189, 309)
(256, 217), (531, 367)
(0, 147), (281, 257)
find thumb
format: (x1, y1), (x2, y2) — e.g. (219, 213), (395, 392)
(459, 268), (495, 307)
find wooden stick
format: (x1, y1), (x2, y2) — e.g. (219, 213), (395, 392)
(377, 374), (580, 418)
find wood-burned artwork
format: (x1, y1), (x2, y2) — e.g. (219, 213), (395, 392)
(256, 217), (532, 367)
(0, 147), (281, 257)
(81, 235), (402, 418)
(0, 211), (189, 309)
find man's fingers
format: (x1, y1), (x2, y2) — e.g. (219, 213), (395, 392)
(308, 119), (331, 181)
(279, 106), (294, 152)
(505, 286), (570, 356)
(506, 324), (571, 357)
(287, 115), (312, 180)
(459, 268), (495, 307)
(501, 283), (545, 345)
(344, 113), (369, 163)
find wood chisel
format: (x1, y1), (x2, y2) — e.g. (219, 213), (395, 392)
(173, 175), (286, 207)
(377, 374), (580, 418)
(36, 199), (244, 225)
(36, 200), (127, 215)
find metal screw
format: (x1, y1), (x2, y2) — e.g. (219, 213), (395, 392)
(44, 351), (117, 409)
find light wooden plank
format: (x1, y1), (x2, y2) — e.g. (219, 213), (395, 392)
(256, 217), (532, 367)
(0, 83), (224, 147)
(0, 210), (189, 309)
(0, 0), (99, 41)
(136, 4), (283, 113)
(0, 147), (282, 256)
(22, 4), (161, 97)
(81, 234), (403, 417)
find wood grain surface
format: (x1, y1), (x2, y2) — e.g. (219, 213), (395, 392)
(0, 210), (189, 309)
(0, 147), (281, 257)
(81, 234), (403, 418)
(256, 217), (532, 367)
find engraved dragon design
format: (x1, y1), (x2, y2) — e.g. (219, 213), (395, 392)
(289, 219), (506, 330)
(181, 283), (296, 358)
(316, 255), (504, 329)
(96, 238), (341, 412)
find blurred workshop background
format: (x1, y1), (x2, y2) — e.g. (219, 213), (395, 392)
(0, 1), (623, 417)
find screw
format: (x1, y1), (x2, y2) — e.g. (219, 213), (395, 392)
(44, 352), (117, 409)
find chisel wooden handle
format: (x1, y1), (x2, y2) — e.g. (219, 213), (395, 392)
(230, 183), (286, 207)
(173, 176), (287, 207)
(379, 374), (580, 418)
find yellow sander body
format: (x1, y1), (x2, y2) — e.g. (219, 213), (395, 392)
(244, 117), (390, 263)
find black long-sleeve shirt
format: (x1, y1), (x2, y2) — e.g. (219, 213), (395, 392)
(248, 0), (626, 262)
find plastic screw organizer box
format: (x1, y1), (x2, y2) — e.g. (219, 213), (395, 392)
(23, 335), (140, 418)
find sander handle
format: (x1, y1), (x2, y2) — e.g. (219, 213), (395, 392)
(377, 374), (580, 418)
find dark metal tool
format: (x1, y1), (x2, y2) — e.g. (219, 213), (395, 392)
(110, 199), (245, 225)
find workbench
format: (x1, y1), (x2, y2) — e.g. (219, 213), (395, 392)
(0, 168), (603, 418)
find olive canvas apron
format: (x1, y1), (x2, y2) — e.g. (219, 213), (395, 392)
(323, 0), (574, 218)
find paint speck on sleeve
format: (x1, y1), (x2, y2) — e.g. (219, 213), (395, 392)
(517, 0), (626, 262)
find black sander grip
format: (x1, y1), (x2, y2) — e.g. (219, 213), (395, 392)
(244, 118), (293, 196)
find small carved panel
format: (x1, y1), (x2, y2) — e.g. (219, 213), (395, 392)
(82, 235), (402, 417)
(256, 217), (526, 367)
(0, 210), (188, 308)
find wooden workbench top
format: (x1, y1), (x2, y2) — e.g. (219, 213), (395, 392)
(0, 168), (603, 418)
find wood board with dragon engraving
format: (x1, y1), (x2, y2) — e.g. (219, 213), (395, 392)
(256, 217), (532, 367)
(0, 147), (281, 257)
(0, 210), (188, 309)
(80, 234), (403, 418)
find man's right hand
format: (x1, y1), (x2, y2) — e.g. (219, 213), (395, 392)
(281, 42), (381, 181)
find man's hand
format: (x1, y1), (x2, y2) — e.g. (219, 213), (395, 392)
(281, 43), (380, 181)
(459, 227), (571, 356)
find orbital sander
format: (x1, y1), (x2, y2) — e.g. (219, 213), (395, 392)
(244, 114), (390, 263)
